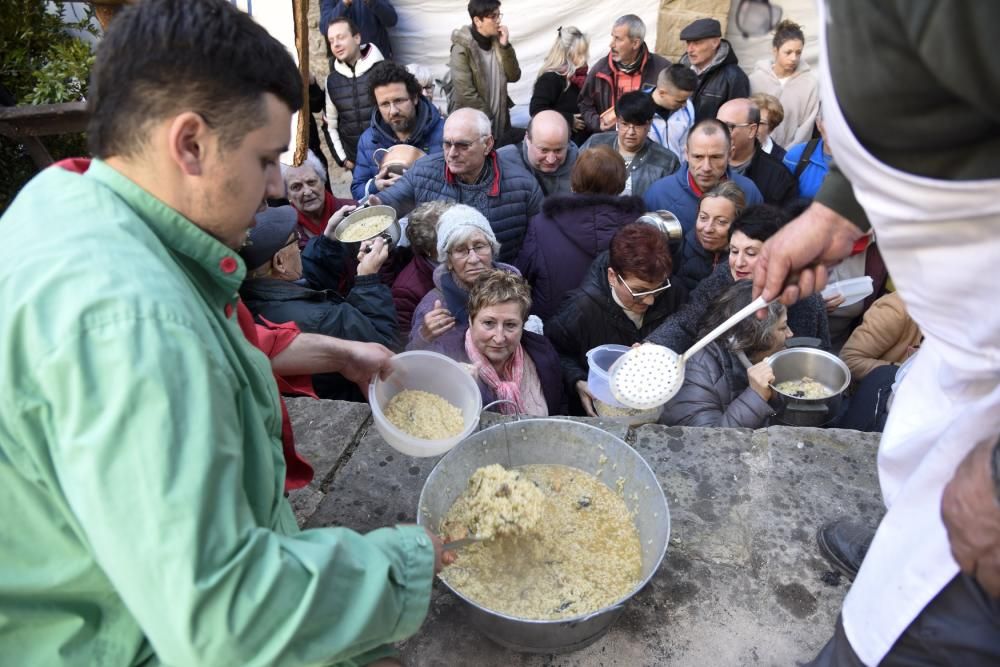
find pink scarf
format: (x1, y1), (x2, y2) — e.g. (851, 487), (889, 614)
(464, 328), (526, 415)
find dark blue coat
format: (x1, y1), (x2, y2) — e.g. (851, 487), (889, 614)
(375, 150), (543, 263)
(514, 193), (646, 321)
(672, 227), (726, 293)
(643, 164), (764, 235)
(351, 99), (445, 200)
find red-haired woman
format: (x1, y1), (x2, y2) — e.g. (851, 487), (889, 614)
(546, 222), (686, 415)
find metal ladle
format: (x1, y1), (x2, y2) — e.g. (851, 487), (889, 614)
(609, 295), (769, 409)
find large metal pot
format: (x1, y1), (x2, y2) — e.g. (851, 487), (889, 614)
(417, 418), (670, 653)
(768, 347), (851, 427)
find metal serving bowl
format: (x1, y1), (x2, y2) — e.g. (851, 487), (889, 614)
(332, 204), (401, 250)
(636, 210), (683, 242)
(418, 418), (669, 653)
(767, 347), (851, 427)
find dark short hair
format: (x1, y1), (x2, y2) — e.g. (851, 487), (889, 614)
(687, 118), (732, 153)
(329, 16), (360, 36)
(659, 63), (697, 92)
(728, 204), (788, 241)
(87, 0), (301, 158)
(615, 91), (656, 125)
(368, 61), (422, 105)
(572, 145), (626, 195)
(609, 222), (672, 283)
(468, 0), (501, 20)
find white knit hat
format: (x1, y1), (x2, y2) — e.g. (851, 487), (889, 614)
(435, 204), (499, 262)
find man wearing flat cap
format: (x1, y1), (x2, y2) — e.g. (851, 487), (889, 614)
(240, 205), (400, 398)
(679, 17), (750, 122)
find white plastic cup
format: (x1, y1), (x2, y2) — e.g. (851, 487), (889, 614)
(586, 344), (630, 408)
(369, 351), (482, 457)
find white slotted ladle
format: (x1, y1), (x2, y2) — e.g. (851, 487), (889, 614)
(609, 295), (769, 409)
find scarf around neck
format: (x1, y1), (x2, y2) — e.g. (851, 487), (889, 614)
(464, 327), (526, 415)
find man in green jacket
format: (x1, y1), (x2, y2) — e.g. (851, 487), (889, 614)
(0, 1), (446, 665)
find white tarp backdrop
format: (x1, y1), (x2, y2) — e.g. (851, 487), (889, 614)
(385, 0), (663, 109)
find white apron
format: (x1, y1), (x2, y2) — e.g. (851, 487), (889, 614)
(816, 2), (1000, 664)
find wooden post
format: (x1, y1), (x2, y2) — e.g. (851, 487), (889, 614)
(292, 0), (310, 167)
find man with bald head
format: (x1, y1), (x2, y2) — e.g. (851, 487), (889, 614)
(716, 98), (797, 207)
(643, 118), (763, 234)
(498, 110), (578, 195)
(372, 107), (543, 261)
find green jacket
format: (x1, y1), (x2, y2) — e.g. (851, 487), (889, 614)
(0, 160), (434, 666)
(448, 24), (521, 136)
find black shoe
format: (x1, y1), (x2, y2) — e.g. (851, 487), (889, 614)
(817, 519), (875, 580)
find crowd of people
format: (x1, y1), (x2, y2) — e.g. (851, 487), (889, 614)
(279, 1), (901, 432)
(1, 0), (996, 665)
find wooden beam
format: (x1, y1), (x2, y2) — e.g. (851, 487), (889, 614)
(0, 102), (89, 139)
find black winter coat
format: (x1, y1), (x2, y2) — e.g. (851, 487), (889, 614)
(743, 143), (799, 208)
(680, 40), (750, 122)
(326, 44), (382, 163)
(529, 71), (587, 146)
(239, 274), (398, 350)
(515, 193), (646, 320)
(546, 251), (687, 396)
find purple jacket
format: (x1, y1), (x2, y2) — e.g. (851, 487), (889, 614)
(407, 261), (519, 354)
(514, 193), (647, 321)
(391, 254), (436, 343)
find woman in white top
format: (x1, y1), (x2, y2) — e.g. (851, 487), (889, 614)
(749, 20), (819, 148)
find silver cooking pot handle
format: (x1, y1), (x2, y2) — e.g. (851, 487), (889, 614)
(480, 399), (523, 421)
(567, 602), (626, 628)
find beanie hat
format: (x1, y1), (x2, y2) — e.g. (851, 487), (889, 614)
(435, 204), (498, 262)
(240, 205), (298, 270)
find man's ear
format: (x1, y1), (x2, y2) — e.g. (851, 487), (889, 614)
(483, 134), (495, 155)
(167, 111), (211, 177)
(270, 253), (284, 276)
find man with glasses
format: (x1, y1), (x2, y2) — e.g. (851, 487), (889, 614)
(546, 222), (686, 416)
(351, 61), (445, 200)
(447, 0), (520, 141)
(371, 108), (542, 263)
(582, 91), (680, 197)
(716, 98), (797, 207)
(643, 119), (763, 235)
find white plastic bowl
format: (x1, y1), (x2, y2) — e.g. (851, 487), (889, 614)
(586, 344), (630, 408)
(369, 351), (482, 457)
(821, 276), (874, 308)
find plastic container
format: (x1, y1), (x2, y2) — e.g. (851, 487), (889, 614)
(586, 344), (630, 408)
(369, 351), (482, 457)
(821, 276), (873, 308)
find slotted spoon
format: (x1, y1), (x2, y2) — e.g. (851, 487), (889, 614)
(609, 295), (769, 409)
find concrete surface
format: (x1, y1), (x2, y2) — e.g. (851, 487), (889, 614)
(289, 400), (884, 666)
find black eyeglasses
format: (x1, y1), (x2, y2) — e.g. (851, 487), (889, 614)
(723, 121), (758, 132)
(280, 232), (301, 251)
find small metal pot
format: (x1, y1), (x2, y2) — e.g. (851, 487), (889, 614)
(418, 419), (669, 653)
(636, 210), (683, 242)
(373, 144), (426, 176)
(332, 204), (401, 251)
(767, 348), (851, 427)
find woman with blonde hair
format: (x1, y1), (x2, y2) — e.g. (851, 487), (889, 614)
(748, 19), (818, 148)
(529, 26), (590, 144)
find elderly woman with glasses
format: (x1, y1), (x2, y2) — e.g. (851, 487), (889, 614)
(660, 280), (793, 428)
(406, 204), (518, 354)
(433, 269), (565, 416)
(546, 222), (686, 416)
